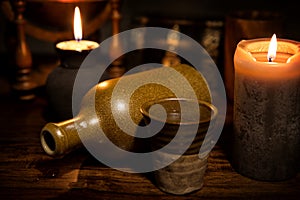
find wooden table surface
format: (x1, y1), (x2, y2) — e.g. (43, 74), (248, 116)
(0, 71), (299, 200)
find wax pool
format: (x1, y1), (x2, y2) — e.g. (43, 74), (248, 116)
(56, 40), (99, 52)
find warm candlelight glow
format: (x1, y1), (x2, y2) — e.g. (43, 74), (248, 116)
(56, 5), (99, 52)
(267, 34), (277, 62)
(73, 6), (82, 41)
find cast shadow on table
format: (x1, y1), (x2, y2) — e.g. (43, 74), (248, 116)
(35, 148), (88, 179)
(46, 153), (162, 200)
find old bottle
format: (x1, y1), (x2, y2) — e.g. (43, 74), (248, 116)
(40, 64), (211, 157)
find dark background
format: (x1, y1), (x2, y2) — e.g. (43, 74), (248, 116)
(0, 0), (299, 56)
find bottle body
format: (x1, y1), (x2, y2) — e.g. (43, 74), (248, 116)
(40, 64), (211, 157)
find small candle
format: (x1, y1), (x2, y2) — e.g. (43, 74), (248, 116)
(232, 35), (300, 181)
(56, 6), (99, 52)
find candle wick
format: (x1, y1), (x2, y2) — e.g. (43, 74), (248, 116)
(268, 57), (273, 62)
(76, 39), (81, 42)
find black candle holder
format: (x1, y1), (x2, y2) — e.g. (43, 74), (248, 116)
(46, 43), (109, 121)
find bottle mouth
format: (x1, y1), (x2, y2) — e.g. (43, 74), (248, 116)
(41, 130), (57, 155)
(40, 123), (64, 157)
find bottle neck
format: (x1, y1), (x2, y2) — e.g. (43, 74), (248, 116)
(40, 118), (82, 157)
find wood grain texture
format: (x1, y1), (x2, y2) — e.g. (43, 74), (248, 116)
(0, 75), (299, 199)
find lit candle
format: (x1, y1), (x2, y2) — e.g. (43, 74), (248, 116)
(232, 35), (300, 181)
(46, 7), (101, 120)
(56, 6), (99, 52)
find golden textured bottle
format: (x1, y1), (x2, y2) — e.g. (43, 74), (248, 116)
(40, 64), (211, 157)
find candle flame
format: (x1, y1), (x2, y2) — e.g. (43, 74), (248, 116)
(267, 33), (277, 62)
(73, 6), (82, 41)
